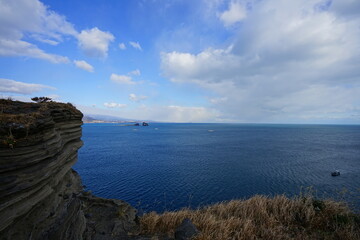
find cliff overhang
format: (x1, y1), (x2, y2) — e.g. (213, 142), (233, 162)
(0, 99), (138, 240)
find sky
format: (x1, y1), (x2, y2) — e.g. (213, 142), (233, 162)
(0, 0), (360, 123)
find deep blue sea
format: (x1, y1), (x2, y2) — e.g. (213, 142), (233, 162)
(74, 123), (360, 213)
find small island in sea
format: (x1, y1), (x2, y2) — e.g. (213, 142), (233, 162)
(1, 0), (360, 239)
(0, 99), (359, 240)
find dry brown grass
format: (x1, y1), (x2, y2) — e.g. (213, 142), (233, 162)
(140, 195), (360, 240)
(0, 99), (81, 146)
(0, 99), (78, 125)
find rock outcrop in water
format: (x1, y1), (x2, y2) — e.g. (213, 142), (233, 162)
(0, 100), (138, 240)
(2, 99), (359, 240)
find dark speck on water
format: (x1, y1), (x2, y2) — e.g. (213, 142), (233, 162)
(74, 123), (360, 212)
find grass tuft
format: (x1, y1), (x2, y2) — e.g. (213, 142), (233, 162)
(139, 195), (360, 240)
(0, 99), (81, 146)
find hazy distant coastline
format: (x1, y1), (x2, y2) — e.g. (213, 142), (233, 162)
(83, 114), (155, 124)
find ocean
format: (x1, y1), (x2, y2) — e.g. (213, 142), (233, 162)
(74, 123), (360, 213)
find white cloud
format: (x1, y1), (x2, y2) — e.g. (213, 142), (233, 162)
(210, 97), (227, 104)
(161, 0), (360, 123)
(129, 69), (141, 76)
(77, 27), (115, 58)
(161, 105), (218, 122)
(119, 42), (126, 50)
(0, 0), (117, 62)
(129, 41), (142, 50)
(0, 0), (76, 63)
(0, 78), (55, 95)
(104, 102), (127, 108)
(330, 0), (360, 18)
(73, 60), (94, 72)
(31, 34), (59, 45)
(132, 105), (219, 122)
(218, 1), (247, 27)
(0, 39), (69, 63)
(110, 74), (136, 85)
(129, 93), (147, 102)
(78, 104), (219, 123)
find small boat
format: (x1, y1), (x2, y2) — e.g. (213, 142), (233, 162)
(331, 170), (340, 176)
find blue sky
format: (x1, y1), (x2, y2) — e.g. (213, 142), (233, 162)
(0, 0), (360, 123)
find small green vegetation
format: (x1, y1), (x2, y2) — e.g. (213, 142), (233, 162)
(2, 135), (16, 149)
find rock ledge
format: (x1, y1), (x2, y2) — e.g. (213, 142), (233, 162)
(0, 100), (138, 240)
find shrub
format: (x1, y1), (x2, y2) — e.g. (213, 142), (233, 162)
(31, 97), (52, 103)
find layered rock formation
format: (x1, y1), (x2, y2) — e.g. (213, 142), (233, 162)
(0, 100), (138, 240)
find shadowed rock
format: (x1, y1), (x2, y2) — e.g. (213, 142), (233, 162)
(174, 218), (199, 240)
(0, 99), (138, 240)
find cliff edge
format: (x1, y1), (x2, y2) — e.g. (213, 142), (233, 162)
(1, 99), (359, 240)
(0, 99), (138, 240)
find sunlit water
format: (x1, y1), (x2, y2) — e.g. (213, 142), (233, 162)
(74, 123), (360, 213)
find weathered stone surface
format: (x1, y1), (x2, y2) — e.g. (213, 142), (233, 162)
(81, 194), (138, 239)
(174, 218), (199, 240)
(0, 100), (138, 240)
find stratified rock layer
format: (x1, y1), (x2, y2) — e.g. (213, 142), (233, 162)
(0, 100), (138, 240)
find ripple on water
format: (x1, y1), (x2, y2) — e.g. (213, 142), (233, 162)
(75, 123), (360, 212)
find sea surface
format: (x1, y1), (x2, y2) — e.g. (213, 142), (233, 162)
(74, 123), (360, 213)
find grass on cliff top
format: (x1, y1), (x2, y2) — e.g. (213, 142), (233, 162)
(0, 99), (79, 144)
(0, 99), (79, 125)
(0, 99), (77, 121)
(140, 194), (360, 240)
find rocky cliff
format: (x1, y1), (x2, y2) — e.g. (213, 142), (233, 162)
(0, 100), (138, 240)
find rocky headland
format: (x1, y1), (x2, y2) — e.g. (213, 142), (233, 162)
(0, 100), (138, 240)
(1, 99), (359, 240)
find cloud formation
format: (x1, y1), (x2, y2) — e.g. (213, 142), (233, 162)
(161, 105), (218, 122)
(77, 27), (115, 58)
(162, 0), (360, 123)
(0, 0), (76, 63)
(79, 104), (218, 123)
(119, 43), (126, 50)
(73, 60), (94, 72)
(110, 74), (136, 85)
(0, 78), (54, 95)
(133, 105), (219, 122)
(129, 69), (141, 76)
(104, 102), (127, 108)
(129, 93), (147, 102)
(0, 0), (117, 62)
(129, 41), (142, 50)
(218, 0), (247, 27)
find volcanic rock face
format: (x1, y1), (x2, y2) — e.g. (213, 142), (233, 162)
(0, 100), (138, 240)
